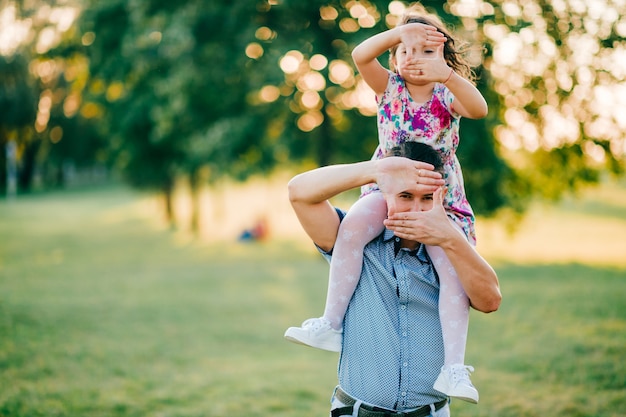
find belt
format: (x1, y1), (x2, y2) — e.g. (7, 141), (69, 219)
(331, 387), (448, 417)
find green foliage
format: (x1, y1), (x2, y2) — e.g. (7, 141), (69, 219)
(0, 55), (37, 128)
(257, 0), (520, 215)
(0, 54), (38, 193)
(75, 0), (282, 195)
(478, 0), (626, 199)
(2, 0), (625, 219)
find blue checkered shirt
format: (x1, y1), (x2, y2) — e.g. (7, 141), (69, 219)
(319, 209), (447, 411)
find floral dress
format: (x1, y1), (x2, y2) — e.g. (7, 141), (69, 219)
(364, 71), (476, 244)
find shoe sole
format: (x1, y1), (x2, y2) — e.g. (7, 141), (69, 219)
(433, 375), (479, 404)
(284, 329), (341, 352)
(451, 395), (478, 404)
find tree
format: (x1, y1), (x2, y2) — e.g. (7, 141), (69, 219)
(74, 0), (279, 229)
(1, 0), (107, 194)
(254, 0), (517, 216)
(456, 0), (626, 198)
(254, 0), (625, 217)
(0, 54), (38, 195)
(21, 0), (622, 226)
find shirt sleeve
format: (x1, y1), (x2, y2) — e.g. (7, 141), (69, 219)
(315, 207), (346, 260)
(374, 70), (398, 106)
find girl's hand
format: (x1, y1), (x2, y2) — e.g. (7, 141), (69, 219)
(400, 23), (446, 60)
(401, 44), (451, 82)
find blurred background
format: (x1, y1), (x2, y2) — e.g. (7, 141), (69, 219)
(2, 0), (625, 230)
(1, 1), (625, 416)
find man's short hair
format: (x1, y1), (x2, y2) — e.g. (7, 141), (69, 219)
(387, 142), (444, 174)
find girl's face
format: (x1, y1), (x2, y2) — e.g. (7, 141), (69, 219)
(390, 23), (446, 82)
(393, 42), (439, 83)
(395, 42), (438, 67)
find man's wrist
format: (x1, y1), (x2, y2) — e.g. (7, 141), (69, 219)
(438, 227), (465, 254)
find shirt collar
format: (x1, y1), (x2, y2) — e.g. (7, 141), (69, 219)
(383, 228), (396, 242)
(383, 228), (431, 263)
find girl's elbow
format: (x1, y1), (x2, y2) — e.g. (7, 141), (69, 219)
(469, 105), (488, 119)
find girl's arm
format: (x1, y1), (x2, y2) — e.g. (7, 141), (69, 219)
(446, 70), (488, 119)
(425, 45), (488, 119)
(352, 24), (444, 96)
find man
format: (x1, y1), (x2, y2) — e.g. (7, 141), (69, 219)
(287, 142), (501, 416)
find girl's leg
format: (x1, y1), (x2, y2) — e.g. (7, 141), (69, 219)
(427, 240), (469, 366)
(323, 192), (387, 329)
(284, 192), (387, 351)
(428, 220), (478, 403)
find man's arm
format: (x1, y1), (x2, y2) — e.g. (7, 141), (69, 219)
(384, 188), (502, 313)
(288, 158), (443, 252)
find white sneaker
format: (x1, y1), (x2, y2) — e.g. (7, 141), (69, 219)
(433, 364), (479, 403)
(284, 317), (342, 352)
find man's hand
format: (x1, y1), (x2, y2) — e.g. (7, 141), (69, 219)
(385, 186), (502, 313)
(375, 156), (444, 199)
(384, 186), (461, 246)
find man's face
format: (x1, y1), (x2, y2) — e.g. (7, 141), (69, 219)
(386, 187), (435, 217)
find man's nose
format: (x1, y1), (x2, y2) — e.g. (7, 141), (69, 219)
(413, 201), (427, 212)
(387, 199), (398, 217)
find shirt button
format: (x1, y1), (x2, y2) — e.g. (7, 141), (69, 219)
(402, 332), (407, 337)
(401, 305), (406, 310)
(403, 362), (408, 367)
(400, 280), (405, 285)
(395, 237), (400, 242)
(401, 392), (407, 397)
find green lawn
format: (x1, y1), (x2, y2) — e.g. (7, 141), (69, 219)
(1, 185), (625, 417)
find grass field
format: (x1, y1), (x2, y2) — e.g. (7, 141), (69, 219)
(1, 182), (625, 417)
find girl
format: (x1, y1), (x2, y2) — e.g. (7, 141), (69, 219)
(285, 3), (487, 404)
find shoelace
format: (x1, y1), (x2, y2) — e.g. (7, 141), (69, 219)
(450, 365), (475, 386)
(302, 318), (330, 331)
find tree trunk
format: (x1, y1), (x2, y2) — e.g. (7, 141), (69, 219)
(162, 180), (175, 229)
(189, 168), (201, 236)
(17, 139), (39, 192)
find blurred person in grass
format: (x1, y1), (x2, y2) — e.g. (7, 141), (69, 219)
(286, 142), (501, 417)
